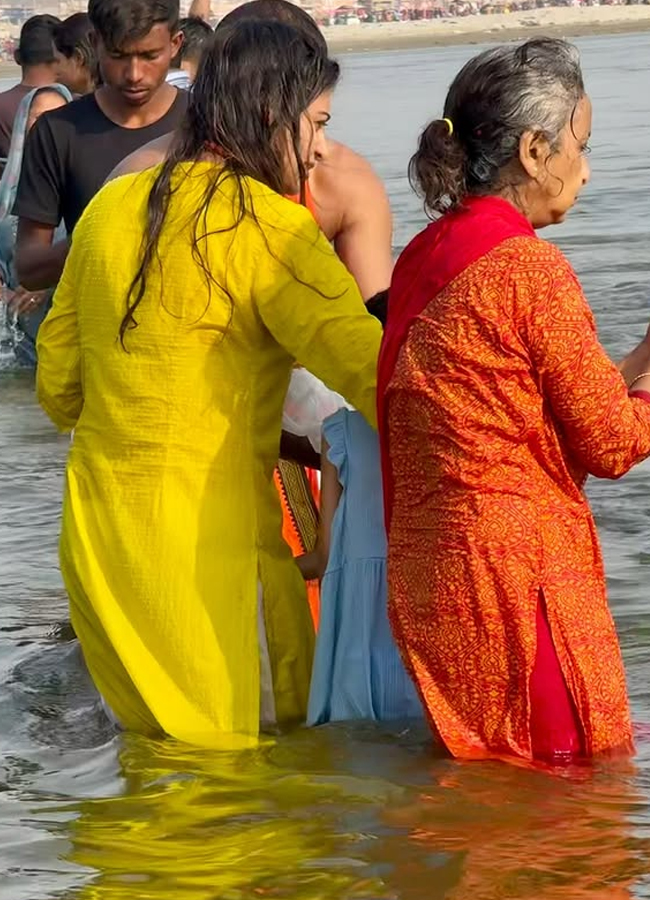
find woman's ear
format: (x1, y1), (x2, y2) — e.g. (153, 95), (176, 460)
(519, 130), (552, 182)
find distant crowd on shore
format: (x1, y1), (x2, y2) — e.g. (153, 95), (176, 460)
(0, 0), (646, 61)
(316, 0), (649, 26)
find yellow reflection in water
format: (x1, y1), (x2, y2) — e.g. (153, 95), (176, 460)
(62, 731), (395, 900)
(52, 726), (650, 900)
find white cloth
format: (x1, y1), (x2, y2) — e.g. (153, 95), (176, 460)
(257, 581), (276, 727)
(165, 69), (192, 91)
(282, 368), (351, 453)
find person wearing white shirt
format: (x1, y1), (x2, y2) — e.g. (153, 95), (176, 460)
(165, 15), (212, 90)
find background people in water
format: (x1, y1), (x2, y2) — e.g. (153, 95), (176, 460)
(0, 15), (61, 159)
(166, 16), (213, 90)
(378, 38), (650, 765)
(13, 0), (186, 295)
(55, 13), (100, 96)
(0, 83), (72, 365)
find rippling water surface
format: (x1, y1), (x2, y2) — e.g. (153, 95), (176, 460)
(2, 33), (650, 899)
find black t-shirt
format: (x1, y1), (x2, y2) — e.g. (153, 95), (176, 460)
(13, 90), (188, 234)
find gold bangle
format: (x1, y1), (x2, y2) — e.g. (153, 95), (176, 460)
(629, 371), (650, 389)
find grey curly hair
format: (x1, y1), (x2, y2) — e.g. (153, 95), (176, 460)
(410, 38), (586, 215)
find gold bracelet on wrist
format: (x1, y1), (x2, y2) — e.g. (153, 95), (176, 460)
(629, 371), (650, 389)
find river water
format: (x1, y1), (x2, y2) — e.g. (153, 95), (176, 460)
(2, 31), (650, 900)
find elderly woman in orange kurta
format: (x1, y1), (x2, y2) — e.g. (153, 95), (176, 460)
(378, 39), (650, 765)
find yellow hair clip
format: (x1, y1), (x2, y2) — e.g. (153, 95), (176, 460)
(442, 117), (454, 136)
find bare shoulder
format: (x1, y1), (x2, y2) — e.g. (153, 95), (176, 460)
(107, 133), (174, 183)
(317, 139), (389, 206)
(308, 140), (393, 299)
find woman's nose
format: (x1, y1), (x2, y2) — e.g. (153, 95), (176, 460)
(314, 131), (328, 162)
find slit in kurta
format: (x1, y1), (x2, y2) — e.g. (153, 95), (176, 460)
(530, 590), (584, 764)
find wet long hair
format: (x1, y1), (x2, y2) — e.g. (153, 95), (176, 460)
(218, 0), (326, 51)
(410, 38), (585, 217)
(120, 18), (339, 347)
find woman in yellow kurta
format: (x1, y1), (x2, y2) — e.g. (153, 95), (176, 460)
(36, 20), (382, 748)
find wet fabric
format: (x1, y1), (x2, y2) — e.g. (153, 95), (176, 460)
(37, 165), (381, 747)
(379, 195), (650, 760)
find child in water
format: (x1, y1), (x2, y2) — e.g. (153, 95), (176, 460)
(297, 306), (423, 725)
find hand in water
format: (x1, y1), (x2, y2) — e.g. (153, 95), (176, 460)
(1, 286), (48, 316)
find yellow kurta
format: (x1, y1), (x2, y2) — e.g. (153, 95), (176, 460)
(37, 164), (382, 748)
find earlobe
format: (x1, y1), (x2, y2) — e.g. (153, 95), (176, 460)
(519, 130), (549, 182)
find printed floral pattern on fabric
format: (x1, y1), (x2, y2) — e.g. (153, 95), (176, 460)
(385, 235), (650, 761)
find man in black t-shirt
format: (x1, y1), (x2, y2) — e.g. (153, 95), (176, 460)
(13, 0), (187, 293)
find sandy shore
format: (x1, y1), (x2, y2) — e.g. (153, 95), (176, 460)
(324, 4), (650, 51)
(0, 4), (644, 77)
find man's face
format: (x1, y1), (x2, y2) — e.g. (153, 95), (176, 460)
(97, 23), (182, 107)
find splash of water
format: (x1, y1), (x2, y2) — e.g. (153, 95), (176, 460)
(0, 291), (24, 370)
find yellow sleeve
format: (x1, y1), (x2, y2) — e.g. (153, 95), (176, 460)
(251, 198), (382, 427)
(36, 235), (82, 432)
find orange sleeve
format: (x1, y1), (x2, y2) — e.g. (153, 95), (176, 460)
(518, 244), (650, 479)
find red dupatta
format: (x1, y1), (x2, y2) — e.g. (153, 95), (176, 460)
(377, 195), (535, 529)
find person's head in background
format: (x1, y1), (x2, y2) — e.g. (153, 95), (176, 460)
(169, 16), (212, 83)
(55, 13), (99, 95)
(217, 0), (325, 50)
(88, 0), (182, 109)
(14, 14), (61, 87)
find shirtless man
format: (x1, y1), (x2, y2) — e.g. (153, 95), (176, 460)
(111, 0), (393, 307)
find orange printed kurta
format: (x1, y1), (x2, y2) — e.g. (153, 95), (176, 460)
(275, 463), (320, 626)
(280, 184), (322, 628)
(385, 235), (650, 760)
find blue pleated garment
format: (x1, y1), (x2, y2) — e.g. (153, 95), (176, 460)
(307, 408), (423, 724)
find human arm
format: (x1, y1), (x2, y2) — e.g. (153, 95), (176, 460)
(13, 116), (67, 290)
(521, 246), (650, 478)
(26, 89), (68, 132)
(618, 332), (650, 389)
(188, 0), (211, 20)
(252, 202), (382, 427)
(4, 284), (50, 315)
(15, 219), (69, 290)
(35, 231), (82, 431)
(320, 141), (393, 302)
(296, 436), (341, 581)
(282, 365), (350, 455)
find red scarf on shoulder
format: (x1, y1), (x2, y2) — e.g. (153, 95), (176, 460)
(377, 195), (535, 530)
